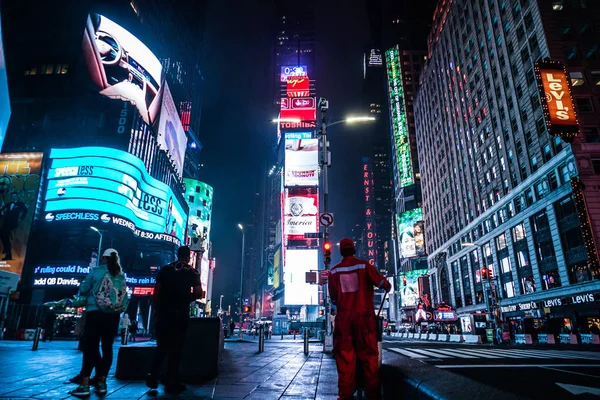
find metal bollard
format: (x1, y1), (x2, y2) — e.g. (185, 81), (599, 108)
(281, 331), (283, 340)
(32, 327), (42, 351)
(303, 329), (309, 355)
(258, 325), (265, 352)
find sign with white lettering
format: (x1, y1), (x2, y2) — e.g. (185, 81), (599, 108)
(543, 297), (564, 308)
(569, 293), (595, 305)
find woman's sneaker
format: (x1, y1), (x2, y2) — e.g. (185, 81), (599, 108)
(69, 384), (90, 397)
(95, 381), (107, 394)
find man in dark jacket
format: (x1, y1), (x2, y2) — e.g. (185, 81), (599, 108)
(0, 192), (28, 260)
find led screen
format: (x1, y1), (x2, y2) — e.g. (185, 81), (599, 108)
(280, 65), (308, 82)
(386, 45), (414, 188)
(82, 13), (163, 125)
(0, 153), (43, 279)
(284, 249), (319, 305)
(280, 97), (316, 122)
(200, 254), (209, 303)
(44, 147), (187, 245)
(284, 132), (318, 186)
(284, 187), (318, 241)
(397, 208), (425, 259)
(184, 179), (213, 246)
(286, 77), (310, 98)
(400, 269), (428, 307)
(158, 83), (187, 177)
(0, 17), (9, 150)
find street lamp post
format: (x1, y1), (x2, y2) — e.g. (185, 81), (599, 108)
(90, 226), (103, 267)
(219, 294), (224, 315)
(238, 224), (246, 339)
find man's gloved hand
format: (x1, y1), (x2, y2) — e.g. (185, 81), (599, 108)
(384, 280), (392, 293)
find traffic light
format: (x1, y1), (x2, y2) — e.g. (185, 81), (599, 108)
(319, 309), (324, 316)
(481, 267), (489, 280)
(323, 241), (332, 265)
(243, 306), (250, 313)
(403, 276), (407, 286)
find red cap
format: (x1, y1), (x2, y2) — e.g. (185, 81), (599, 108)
(339, 238), (355, 249)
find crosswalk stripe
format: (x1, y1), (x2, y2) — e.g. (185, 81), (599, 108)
(476, 349), (530, 358)
(389, 348), (429, 358)
(404, 348), (453, 358)
(450, 348), (502, 358)
(521, 350), (599, 360)
(557, 351), (600, 360)
(417, 348), (477, 358)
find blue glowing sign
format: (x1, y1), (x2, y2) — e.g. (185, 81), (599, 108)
(44, 147), (187, 245)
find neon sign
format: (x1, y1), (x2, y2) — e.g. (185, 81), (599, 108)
(286, 77), (310, 98)
(385, 45), (414, 188)
(132, 287), (154, 296)
(280, 65), (308, 82)
(363, 158), (376, 266)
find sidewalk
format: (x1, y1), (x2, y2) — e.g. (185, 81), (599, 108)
(0, 339), (339, 400)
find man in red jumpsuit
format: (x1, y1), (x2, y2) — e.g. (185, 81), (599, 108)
(328, 238), (391, 400)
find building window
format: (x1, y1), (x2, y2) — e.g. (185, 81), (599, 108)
(512, 223), (527, 242)
(552, 1), (564, 10)
(461, 256), (473, 306)
(496, 233), (508, 250)
(584, 126), (600, 143)
(565, 46), (578, 60)
(531, 211), (562, 290)
(576, 97), (594, 113)
(570, 71), (585, 87)
(452, 261), (463, 308)
(591, 71), (600, 85)
(555, 196), (592, 284)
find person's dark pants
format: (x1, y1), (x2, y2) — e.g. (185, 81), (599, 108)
(81, 310), (120, 378)
(0, 229), (12, 259)
(130, 331), (137, 342)
(150, 310), (188, 384)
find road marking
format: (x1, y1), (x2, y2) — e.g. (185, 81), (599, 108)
(451, 348), (502, 358)
(556, 383), (600, 395)
(438, 364), (600, 369)
(388, 348), (429, 358)
(543, 367), (600, 379)
(417, 348), (477, 358)
(403, 348), (452, 358)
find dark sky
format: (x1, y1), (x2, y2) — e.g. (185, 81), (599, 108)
(199, 0), (370, 310)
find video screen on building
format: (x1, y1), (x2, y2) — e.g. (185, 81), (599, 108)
(284, 187), (318, 241)
(280, 97), (316, 122)
(397, 208), (425, 259)
(44, 147), (187, 245)
(400, 269), (428, 307)
(280, 65), (308, 82)
(284, 132), (318, 186)
(82, 13), (163, 125)
(158, 83), (187, 177)
(184, 179), (213, 245)
(0, 153), (43, 279)
(284, 249), (319, 305)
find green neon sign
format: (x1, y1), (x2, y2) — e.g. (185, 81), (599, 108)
(386, 45), (414, 188)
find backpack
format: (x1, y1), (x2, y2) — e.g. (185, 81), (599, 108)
(95, 272), (130, 313)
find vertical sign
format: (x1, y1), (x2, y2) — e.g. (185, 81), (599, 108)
(363, 158), (377, 266)
(386, 45), (414, 187)
(0, 153), (43, 279)
(535, 60), (580, 141)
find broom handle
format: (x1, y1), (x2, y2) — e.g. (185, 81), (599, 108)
(377, 292), (387, 318)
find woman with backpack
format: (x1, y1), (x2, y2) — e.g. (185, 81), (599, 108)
(70, 248), (129, 397)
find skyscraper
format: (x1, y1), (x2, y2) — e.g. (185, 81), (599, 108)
(415, 0), (600, 336)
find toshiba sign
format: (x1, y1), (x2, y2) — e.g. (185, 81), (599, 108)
(535, 60), (580, 140)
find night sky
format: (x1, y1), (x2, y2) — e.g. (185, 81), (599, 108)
(199, 0), (371, 310)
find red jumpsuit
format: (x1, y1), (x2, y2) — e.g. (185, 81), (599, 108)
(328, 256), (391, 400)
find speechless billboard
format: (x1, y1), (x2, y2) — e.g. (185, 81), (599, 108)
(44, 147), (187, 246)
(82, 13), (163, 125)
(284, 132), (318, 186)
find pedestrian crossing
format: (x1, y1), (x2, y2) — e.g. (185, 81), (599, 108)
(387, 347), (600, 361)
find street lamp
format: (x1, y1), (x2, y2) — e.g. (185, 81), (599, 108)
(237, 224), (246, 339)
(219, 294), (224, 316)
(90, 226), (103, 267)
(461, 242), (497, 337)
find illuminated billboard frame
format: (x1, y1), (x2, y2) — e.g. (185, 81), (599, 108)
(284, 249), (319, 305)
(400, 269), (428, 307)
(534, 60), (580, 142)
(386, 45), (414, 188)
(397, 208), (425, 259)
(0, 153), (43, 279)
(284, 132), (318, 186)
(44, 147), (187, 246)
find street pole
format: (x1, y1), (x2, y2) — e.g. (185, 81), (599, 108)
(219, 294), (224, 315)
(90, 227), (103, 267)
(238, 225), (246, 339)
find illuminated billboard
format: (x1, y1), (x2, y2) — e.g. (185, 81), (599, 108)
(535, 60), (580, 140)
(385, 45), (414, 188)
(0, 17), (9, 150)
(44, 147), (187, 246)
(280, 97), (316, 122)
(158, 83), (188, 177)
(285, 132), (318, 186)
(184, 179), (213, 246)
(0, 153), (43, 279)
(397, 208), (425, 259)
(284, 249), (319, 305)
(286, 77), (310, 98)
(284, 187), (319, 242)
(363, 158), (376, 266)
(200, 254), (209, 303)
(272, 247), (281, 288)
(400, 269), (428, 307)
(82, 13), (163, 125)
(281, 65), (308, 82)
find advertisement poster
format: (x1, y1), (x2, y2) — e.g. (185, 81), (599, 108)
(82, 13), (163, 125)
(286, 77), (310, 98)
(400, 269), (428, 307)
(272, 248), (281, 288)
(44, 147), (187, 245)
(284, 187), (318, 241)
(158, 83), (188, 177)
(284, 249), (318, 305)
(184, 179), (213, 245)
(0, 153), (43, 279)
(284, 132), (318, 186)
(397, 208), (425, 259)
(199, 254), (209, 303)
(280, 65), (308, 82)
